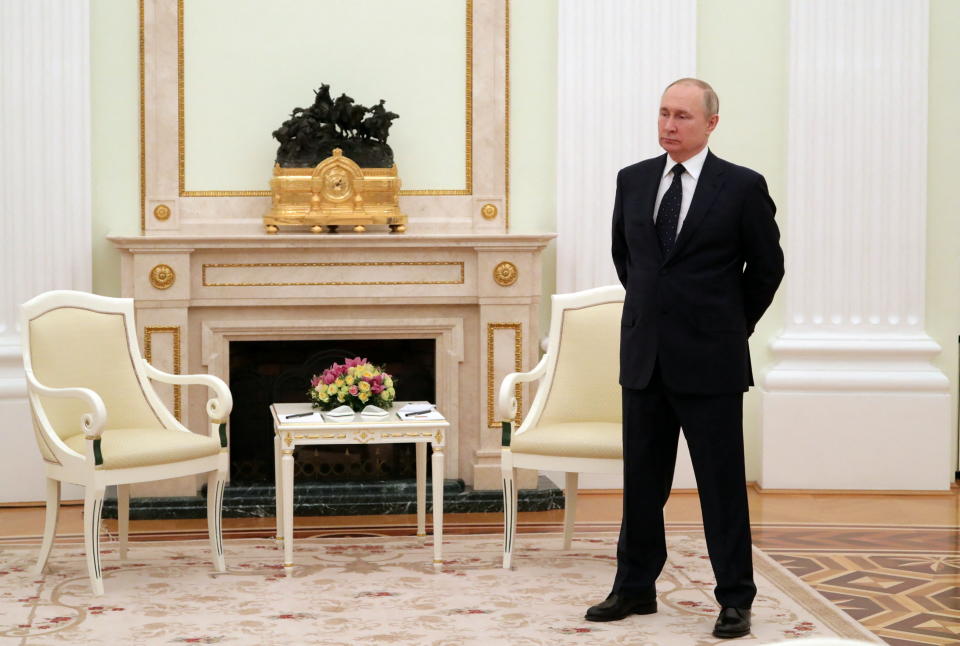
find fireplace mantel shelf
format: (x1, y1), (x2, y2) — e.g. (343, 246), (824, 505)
(109, 233), (556, 251)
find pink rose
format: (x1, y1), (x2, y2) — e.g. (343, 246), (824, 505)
(349, 385), (359, 396)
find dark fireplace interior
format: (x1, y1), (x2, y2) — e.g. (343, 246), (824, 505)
(229, 339), (436, 483)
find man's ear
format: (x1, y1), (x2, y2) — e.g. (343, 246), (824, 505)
(706, 114), (719, 134)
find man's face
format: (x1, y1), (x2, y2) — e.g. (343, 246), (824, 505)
(658, 83), (718, 162)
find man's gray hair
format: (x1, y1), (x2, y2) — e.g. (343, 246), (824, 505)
(665, 78), (719, 117)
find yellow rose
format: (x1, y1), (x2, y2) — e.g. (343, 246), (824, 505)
(336, 393), (346, 403)
(345, 376), (355, 386)
(385, 387), (395, 400)
(335, 378), (344, 387)
(327, 384), (338, 396)
(358, 381), (371, 392)
(358, 392), (369, 402)
(384, 376), (394, 388)
(318, 392), (329, 402)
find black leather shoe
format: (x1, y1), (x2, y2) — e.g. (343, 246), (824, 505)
(712, 607), (751, 639)
(584, 593), (657, 622)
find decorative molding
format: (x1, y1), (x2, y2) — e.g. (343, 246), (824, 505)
(555, 0), (696, 293)
(201, 261), (465, 287)
(761, 0), (949, 491)
(480, 203), (498, 220)
(486, 322), (522, 428)
(0, 0), (92, 391)
(153, 204), (171, 221)
(176, 0), (474, 197)
(141, 0), (512, 235)
(492, 261), (518, 287)
(143, 326), (182, 420)
(149, 264), (176, 290)
(504, 0), (510, 231)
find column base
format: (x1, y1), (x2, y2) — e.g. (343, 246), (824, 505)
(761, 334), (952, 491)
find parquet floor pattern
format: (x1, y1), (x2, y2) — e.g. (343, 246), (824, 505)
(753, 524), (960, 645)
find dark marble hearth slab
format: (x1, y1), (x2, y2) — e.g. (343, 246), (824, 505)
(102, 477), (564, 520)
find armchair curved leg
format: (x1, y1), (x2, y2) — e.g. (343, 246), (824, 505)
(117, 484), (130, 560)
(207, 468), (226, 572)
(563, 472), (578, 550)
(84, 483), (106, 596)
(34, 478), (61, 575)
(501, 452), (518, 569)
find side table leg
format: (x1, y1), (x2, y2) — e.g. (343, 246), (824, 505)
(416, 442), (426, 537)
(432, 445), (444, 568)
(282, 448), (295, 571)
(274, 434), (283, 543)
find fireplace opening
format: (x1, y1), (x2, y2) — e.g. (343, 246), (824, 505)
(229, 339), (436, 483)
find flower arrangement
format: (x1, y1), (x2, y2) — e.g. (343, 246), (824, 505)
(309, 357), (396, 412)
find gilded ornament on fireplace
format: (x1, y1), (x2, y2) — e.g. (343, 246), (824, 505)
(149, 264), (176, 290)
(264, 149), (407, 234)
(493, 261), (518, 287)
(153, 204), (171, 221)
(481, 203), (498, 220)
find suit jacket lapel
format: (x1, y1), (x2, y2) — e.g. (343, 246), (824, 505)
(665, 150), (725, 264)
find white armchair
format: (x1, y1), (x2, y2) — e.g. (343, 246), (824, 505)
(498, 285), (625, 568)
(20, 290), (232, 595)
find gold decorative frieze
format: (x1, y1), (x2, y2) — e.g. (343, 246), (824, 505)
(202, 261), (465, 287)
(153, 204), (171, 221)
(481, 203), (498, 220)
(143, 326), (182, 421)
(149, 264), (176, 290)
(487, 322), (522, 428)
(493, 261), (518, 286)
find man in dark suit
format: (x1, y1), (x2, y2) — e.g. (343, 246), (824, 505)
(585, 78), (784, 639)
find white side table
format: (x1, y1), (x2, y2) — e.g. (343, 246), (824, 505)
(270, 402), (451, 569)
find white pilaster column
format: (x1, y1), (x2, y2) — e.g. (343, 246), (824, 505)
(0, 0), (92, 502)
(556, 0), (696, 294)
(761, 0), (950, 490)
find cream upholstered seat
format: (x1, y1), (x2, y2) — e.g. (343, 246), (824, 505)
(20, 290), (232, 595)
(498, 284), (624, 568)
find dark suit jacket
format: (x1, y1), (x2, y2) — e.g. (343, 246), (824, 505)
(612, 150), (784, 394)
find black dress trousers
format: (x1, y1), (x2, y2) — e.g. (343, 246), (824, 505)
(613, 362), (757, 609)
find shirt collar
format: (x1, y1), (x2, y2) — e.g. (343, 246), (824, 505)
(661, 146), (709, 180)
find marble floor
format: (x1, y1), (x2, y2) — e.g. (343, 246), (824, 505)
(2, 486), (958, 644)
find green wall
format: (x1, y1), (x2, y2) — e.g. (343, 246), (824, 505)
(698, 0), (788, 479)
(91, 0), (138, 298)
(90, 0), (959, 477)
(928, 0), (960, 470)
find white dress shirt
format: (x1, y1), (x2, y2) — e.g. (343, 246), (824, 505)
(652, 145), (709, 232)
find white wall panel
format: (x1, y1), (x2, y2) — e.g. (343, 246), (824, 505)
(762, 0), (950, 490)
(0, 0), (92, 502)
(556, 0), (696, 294)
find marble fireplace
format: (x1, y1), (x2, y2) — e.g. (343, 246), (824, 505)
(116, 0), (555, 502)
(109, 233), (552, 498)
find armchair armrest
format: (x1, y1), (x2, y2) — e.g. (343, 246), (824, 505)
(498, 354), (548, 422)
(143, 362), (233, 422)
(25, 370), (106, 439)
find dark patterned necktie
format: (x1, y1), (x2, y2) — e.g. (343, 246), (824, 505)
(655, 163), (685, 256)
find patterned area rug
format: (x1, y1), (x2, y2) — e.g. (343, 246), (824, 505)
(0, 532), (878, 645)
